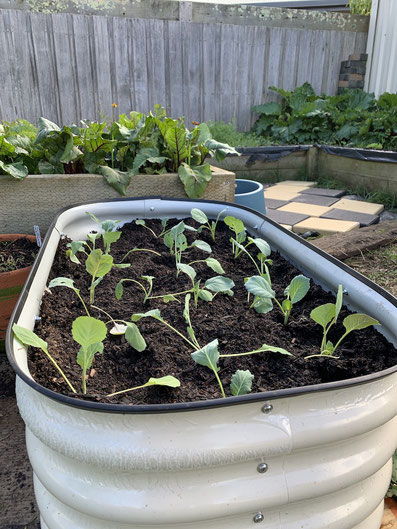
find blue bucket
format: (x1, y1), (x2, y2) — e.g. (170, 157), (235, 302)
(234, 179), (266, 214)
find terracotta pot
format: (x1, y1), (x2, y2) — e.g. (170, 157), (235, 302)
(0, 234), (36, 349)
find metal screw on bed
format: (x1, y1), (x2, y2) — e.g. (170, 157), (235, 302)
(343, 289), (348, 295)
(257, 463), (268, 474)
(34, 316), (41, 322)
(262, 403), (273, 413)
(253, 512), (264, 523)
(150, 207), (155, 211)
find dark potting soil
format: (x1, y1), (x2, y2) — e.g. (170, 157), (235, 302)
(29, 219), (397, 405)
(0, 238), (37, 274)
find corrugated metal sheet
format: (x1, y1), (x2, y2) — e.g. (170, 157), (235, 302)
(365, 0), (397, 95)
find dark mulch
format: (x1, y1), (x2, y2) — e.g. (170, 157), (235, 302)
(27, 218), (397, 405)
(0, 238), (37, 273)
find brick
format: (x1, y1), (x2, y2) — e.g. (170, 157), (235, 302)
(332, 198), (384, 215)
(321, 209), (380, 227)
(263, 188), (301, 201)
(266, 208), (309, 226)
(301, 188), (346, 198)
(292, 194), (339, 207)
(293, 217), (360, 235)
(265, 198), (290, 209)
(348, 80), (364, 89)
(274, 180), (316, 187)
(278, 202), (333, 217)
(338, 80), (349, 88)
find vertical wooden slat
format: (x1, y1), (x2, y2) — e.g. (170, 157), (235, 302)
(145, 19), (166, 111)
(130, 18), (149, 113)
(166, 20), (184, 118)
(112, 16), (133, 114)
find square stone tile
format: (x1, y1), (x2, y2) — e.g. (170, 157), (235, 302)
(266, 208), (309, 226)
(332, 198), (384, 215)
(274, 180), (317, 187)
(301, 187), (346, 198)
(267, 184), (310, 193)
(278, 202), (332, 217)
(321, 209), (380, 227)
(265, 198), (290, 209)
(293, 217), (360, 234)
(264, 188), (301, 201)
(292, 194), (339, 207)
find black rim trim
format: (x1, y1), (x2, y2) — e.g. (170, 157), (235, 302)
(6, 196), (397, 414)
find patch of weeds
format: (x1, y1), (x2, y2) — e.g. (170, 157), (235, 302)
(207, 120), (264, 148)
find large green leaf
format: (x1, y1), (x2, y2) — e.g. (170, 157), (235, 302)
(176, 263), (196, 282)
(204, 276), (235, 293)
(125, 323), (147, 352)
(310, 303), (335, 329)
(248, 237), (271, 258)
(85, 249), (113, 278)
(205, 257), (225, 275)
(72, 316), (107, 349)
(157, 118), (189, 164)
(98, 166), (131, 196)
(132, 147), (167, 175)
(190, 208), (208, 224)
(131, 309), (162, 322)
(224, 215), (245, 235)
(34, 117), (60, 144)
(178, 162), (212, 199)
(245, 276), (275, 299)
(343, 314), (379, 334)
(77, 341), (104, 371)
(230, 369), (254, 396)
(0, 160), (28, 180)
(191, 339), (220, 371)
(144, 376), (180, 388)
(12, 324), (48, 352)
(285, 275), (310, 304)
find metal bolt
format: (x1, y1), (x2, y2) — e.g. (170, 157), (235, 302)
(253, 512), (264, 523)
(150, 207), (155, 211)
(257, 462), (268, 474)
(34, 316), (41, 322)
(253, 224), (258, 230)
(262, 403), (273, 413)
(343, 289), (348, 295)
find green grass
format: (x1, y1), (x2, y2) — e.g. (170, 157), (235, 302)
(207, 120), (264, 148)
(317, 174), (397, 211)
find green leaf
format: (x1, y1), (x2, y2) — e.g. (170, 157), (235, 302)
(282, 299), (292, 312)
(132, 147), (167, 175)
(205, 258), (225, 274)
(0, 160), (28, 180)
(48, 276), (77, 291)
(103, 230), (121, 248)
(178, 163), (212, 199)
(72, 316), (107, 349)
(198, 289), (213, 302)
(192, 240), (212, 253)
(252, 101), (282, 116)
(230, 369), (254, 396)
(144, 376), (181, 389)
(190, 208), (208, 224)
(176, 263), (197, 282)
(98, 166), (131, 196)
(115, 280), (124, 300)
(191, 339), (220, 371)
(248, 237), (271, 258)
(285, 275), (310, 304)
(131, 309), (162, 322)
(163, 294), (179, 303)
(310, 303), (336, 329)
(86, 249), (113, 278)
(12, 324), (48, 352)
(343, 314), (380, 334)
(204, 276), (235, 293)
(224, 215), (245, 235)
(253, 297), (273, 314)
(254, 344), (293, 356)
(125, 323), (147, 352)
(245, 276), (275, 299)
(335, 284), (343, 323)
(77, 342), (103, 371)
(34, 117), (60, 144)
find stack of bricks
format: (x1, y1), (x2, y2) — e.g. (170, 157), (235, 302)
(338, 53), (368, 92)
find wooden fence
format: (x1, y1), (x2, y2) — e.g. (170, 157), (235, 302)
(0, 3), (368, 129)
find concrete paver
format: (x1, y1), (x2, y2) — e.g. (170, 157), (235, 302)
(274, 180), (316, 187)
(321, 209), (380, 227)
(264, 188), (301, 201)
(293, 217), (360, 234)
(266, 208), (309, 226)
(292, 194), (339, 207)
(278, 202), (333, 217)
(301, 187), (346, 198)
(265, 198), (290, 209)
(332, 198), (385, 215)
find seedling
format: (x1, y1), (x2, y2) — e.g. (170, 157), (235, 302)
(12, 324), (77, 393)
(119, 247), (161, 263)
(72, 316), (107, 394)
(191, 339), (225, 397)
(86, 248), (113, 304)
(245, 274), (310, 325)
(115, 275), (154, 304)
(306, 285), (380, 358)
(187, 256), (225, 275)
(134, 218), (171, 239)
(232, 237), (272, 284)
(86, 212), (121, 254)
(190, 207), (226, 241)
(224, 215), (246, 257)
(183, 294), (201, 350)
(107, 375), (181, 397)
(230, 370), (254, 396)
(163, 221), (211, 274)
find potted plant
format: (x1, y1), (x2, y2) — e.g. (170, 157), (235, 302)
(7, 198), (397, 529)
(0, 111), (237, 234)
(0, 234), (37, 352)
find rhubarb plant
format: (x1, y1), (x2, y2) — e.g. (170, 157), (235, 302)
(245, 274), (310, 324)
(306, 285), (380, 358)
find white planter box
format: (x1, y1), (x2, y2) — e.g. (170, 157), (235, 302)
(7, 198), (397, 529)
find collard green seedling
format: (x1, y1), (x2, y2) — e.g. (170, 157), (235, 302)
(190, 207), (226, 241)
(48, 277), (90, 316)
(187, 256), (225, 275)
(245, 274), (310, 325)
(86, 248), (113, 304)
(224, 216), (246, 257)
(230, 370), (254, 396)
(163, 221), (207, 273)
(232, 236), (272, 283)
(107, 375), (181, 397)
(306, 285), (380, 358)
(12, 324), (77, 393)
(191, 339), (225, 397)
(86, 212), (121, 255)
(72, 316), (107, 394)
(115, 275), (154, 304)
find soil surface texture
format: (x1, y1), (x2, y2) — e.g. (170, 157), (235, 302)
(28, 218), (397, 405)
(0, 238), (37, 273)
